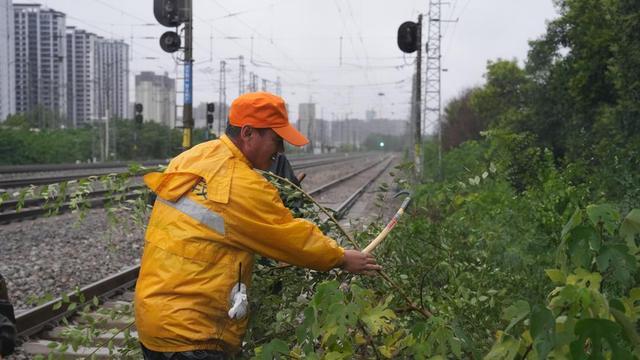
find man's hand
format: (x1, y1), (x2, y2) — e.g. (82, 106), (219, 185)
(340, 250), (382, 274)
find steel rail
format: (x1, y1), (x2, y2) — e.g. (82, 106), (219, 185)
(308, 156), (390, 196)
(0, 153), (348, 175)
(334, 157), (394, 219)
(0, 153), (336, 175)
(0, 185), (146, 214)
(16, 265), (140, 337)
(0, 160), (168, 174)
(0, 192), (143, 224)
(0, 154), (370, 189)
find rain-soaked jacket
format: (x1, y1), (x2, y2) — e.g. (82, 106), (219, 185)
(135, 135), (344, 354)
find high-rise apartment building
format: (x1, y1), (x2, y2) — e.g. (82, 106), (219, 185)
(298, 103), (316, 150)
(66, 27), (97, 127)
(65, 30), (130, 127)
(95, 39), (129, 120)
(13, 4), (67, 123)
(0, 0), (15, 122)
(135, 71), (176, 127)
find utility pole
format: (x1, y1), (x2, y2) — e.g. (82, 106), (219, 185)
(218, 60), (226, 135)
(339, 36), (343, 66)
(248, 72), (256, 92)
(397, 15), (423, 180)
(155, 0), (190, 151)
(105, 107), (110, 160)
(252, 74), (258, 92)
(414, 14), (423, 179)
(239, 55), (245, 95)
(182, 0), (193, 150)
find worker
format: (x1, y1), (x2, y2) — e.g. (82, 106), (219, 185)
(0, 274), (16, 359)
(135, 91), (381, 359)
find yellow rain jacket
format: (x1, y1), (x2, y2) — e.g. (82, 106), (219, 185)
(135, 135), (344, 354)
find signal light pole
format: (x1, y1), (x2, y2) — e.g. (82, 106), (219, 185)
(415, 14), (422, 180)
(154, 0), (193, 150)
(397, 15), (423, 180)
(182, 0), (193, 150)
(134, 103), (143, 157)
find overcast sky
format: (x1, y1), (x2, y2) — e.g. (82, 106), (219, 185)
(19, 0), (559, 129)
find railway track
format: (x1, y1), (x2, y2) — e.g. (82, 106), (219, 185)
(0, 153), (365, 189)
(11, 155), (395, 359)
(0, 153), (329, 175)
(0, 154), (373, 224)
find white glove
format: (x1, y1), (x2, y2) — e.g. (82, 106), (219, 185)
(228, 283), (248, 319)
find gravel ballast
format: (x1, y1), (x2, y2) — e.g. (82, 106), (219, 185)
(0, 209), (145, 310)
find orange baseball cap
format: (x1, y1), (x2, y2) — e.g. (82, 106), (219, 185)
(228, 92), (309, 146)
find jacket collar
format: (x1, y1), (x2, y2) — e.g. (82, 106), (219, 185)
(220, 134), (253, 168)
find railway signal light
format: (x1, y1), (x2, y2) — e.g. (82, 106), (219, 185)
(160, 31), (181, 53)
(154, 0), (185, 53)
(134, 103), (143, 125)
(153, 0), (186, 27)
(206, 102), (215, 125)
(397, 21), (419, 53)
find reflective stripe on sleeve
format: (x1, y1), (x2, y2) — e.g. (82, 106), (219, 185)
(158, 196), (225, 235)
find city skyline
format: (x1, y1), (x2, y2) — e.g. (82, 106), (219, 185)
(2, 1), (559, 131)
(4, 2), (131, 127)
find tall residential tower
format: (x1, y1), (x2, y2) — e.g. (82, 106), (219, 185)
(0, 0), (15, 121)
(66, 27), (98, 127)
(14, 3), (67, 124)
(95, 38), (129, 121)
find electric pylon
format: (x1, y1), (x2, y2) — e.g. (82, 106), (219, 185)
(425, 0), (443, 176)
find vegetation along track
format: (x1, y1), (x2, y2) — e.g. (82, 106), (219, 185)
(11, 154), (394, 358)
(0, 153), (374, 223)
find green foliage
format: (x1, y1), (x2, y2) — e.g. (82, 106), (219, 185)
(0, 118), (217, 164)
(441, 87), (487, 150)
(489, 203), (640, 359)
(416, 124), (639, 357)
(0, 127), (92, 165)
(42, 298), (140, 359)
(253, 280), (463, 359)
(470, 59), (531, 132)
(439, 0), (640, 201)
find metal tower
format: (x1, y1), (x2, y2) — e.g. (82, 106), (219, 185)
(424, 0), (442, 165)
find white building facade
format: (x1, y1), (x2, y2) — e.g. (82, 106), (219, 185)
(135, 71), (176, 127)
(95, 38), (129, 121)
